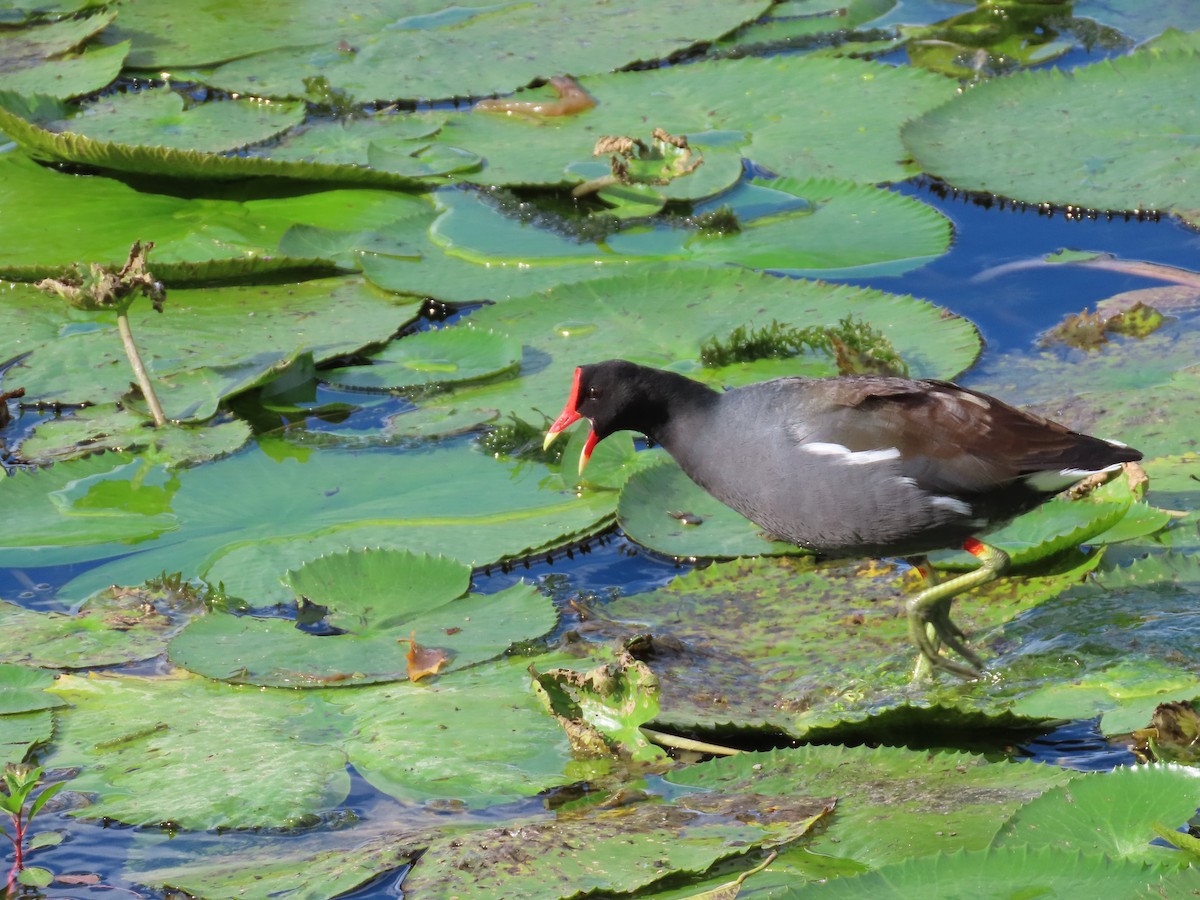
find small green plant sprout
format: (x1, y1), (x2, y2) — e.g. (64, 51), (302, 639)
(0, 763), (66, 891)
(35, 240), (168, 427)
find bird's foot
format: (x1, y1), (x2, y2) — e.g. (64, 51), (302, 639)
(904, 541), (1010, 681)
(907, 601), (982, 680)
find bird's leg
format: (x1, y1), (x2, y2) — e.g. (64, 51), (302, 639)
(905, 557), (940, 682)
(906, 539), (1010, 680)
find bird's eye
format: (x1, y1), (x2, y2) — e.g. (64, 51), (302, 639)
(585, 386), (600, 400)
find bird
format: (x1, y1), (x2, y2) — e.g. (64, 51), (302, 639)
(542, 359), (1142, 679)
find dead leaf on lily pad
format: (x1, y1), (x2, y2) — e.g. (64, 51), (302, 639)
(402, 631), (449, 682)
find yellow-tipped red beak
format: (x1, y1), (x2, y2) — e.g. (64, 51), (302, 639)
(544, 367), (599, 474)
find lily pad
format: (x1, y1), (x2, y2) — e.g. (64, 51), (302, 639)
(51, 88), (305, 153)
(785, 846), (1181, 897)
(328, 656), (576, 808)
(992, 763), (1200, 863)
(0, 92), (447, 186)
(322, 326), (522, 392)
(400, 788), (832, 899)
(2, 277), (420, 421)
(0, 439), (615, 606)
(389, 267), (982, 440)
(903, 50), (1200, 226)
(0, 152), (433, 281)
(169, 550), (556, 687)
(668, 744), (1074, 871)
(0, 580), (203, 669)
(429, 54), (956, 187)
(0, 709), (53, 762)
(0, 663), (66, 715)
(17, 405), (251, 466)
(46, 670), (353, 829)
(433, 177), (951, 278)
(0, 12), (126, 99)
(618, 454), (805, 559)
(197, 0), (775, 103)
(601, 554), (1098, 736)
(1000, 553), (1200, 735)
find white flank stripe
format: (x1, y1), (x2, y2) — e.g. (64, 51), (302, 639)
(1026, 462), (1122, 492)
(802, 442), (901, 465)
(931, 495), (972, 516)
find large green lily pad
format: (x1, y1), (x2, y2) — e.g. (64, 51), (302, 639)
(0, 151), (434, 281)
(169, 549), (556, 687)
(328, 656), (575, 808)
(432, 177), (951, 278)
(196, 1), (775, 102)
(389, 267), (982, 439)
(0, 438), (615, 606)
(427, 54), (955, 187)
(668, 745), (1074, 874)
(903, 50), (1200, 226)
(46, 670), (353, 829)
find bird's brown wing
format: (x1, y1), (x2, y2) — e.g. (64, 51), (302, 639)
(786, 377), (1135, 493)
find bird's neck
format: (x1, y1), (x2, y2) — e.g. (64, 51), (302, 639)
(638, 371), (721, 450)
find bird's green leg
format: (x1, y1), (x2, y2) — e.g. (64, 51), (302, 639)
(906, 540), (1010, 680)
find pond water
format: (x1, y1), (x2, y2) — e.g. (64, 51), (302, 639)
(2, 3), (1200, 897)
(7, 169), (1186, 893)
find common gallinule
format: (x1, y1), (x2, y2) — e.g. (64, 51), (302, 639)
(543, 360), (1142, 678)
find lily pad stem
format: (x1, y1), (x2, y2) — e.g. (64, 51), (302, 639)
(640, 726), (740, 757)
(117, 308), (167, 427)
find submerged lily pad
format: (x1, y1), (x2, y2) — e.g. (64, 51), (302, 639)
(169, 550), (555, 687)
(903, 50), (1200, 226)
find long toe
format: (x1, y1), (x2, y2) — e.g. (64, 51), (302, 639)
(930, 604), (983, 670)
(907, 600), (982, 680)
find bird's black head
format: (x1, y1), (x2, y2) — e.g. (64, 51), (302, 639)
(543, 359), (703, 471)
